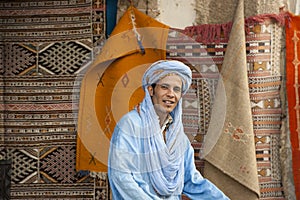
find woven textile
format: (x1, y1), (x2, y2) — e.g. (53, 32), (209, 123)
(285, 12), (300, 199)
(0, 1), (288, 199)
(202, 0), (260, 199)
(167, 14), (286, 200)
(0, 0), (98, 43)
(76, 6), (169, 172)
(0, 75), (108, 199)
(0, 160), (11, 200)
(0, 0), (111, 199)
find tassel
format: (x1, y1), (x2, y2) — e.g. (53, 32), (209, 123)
(183, 12), (288, 44)
(130, 6), (146, 54)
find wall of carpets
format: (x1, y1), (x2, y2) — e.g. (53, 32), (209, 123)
(167, 18), (286, 198)
(0, 1), (291, 200)
(0, 0), (110, 199)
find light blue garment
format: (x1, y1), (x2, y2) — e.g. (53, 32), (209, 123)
(139, 60), (193, 196)
(108, 60), (229, 199)
(108, 109), (230, 200)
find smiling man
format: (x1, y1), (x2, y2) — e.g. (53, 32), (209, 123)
(149, 74), (182, 126)
(108, 60), (229, 200)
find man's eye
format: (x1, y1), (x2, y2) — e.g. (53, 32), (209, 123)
(173, 87), (181, 93)
(160, 85), (169, 89)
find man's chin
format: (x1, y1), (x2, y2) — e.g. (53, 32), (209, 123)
(164, 106), (175, 113)
(153, 104), (175, 115)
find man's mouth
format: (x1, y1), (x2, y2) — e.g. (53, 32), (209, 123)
(163, 100), (175, 105)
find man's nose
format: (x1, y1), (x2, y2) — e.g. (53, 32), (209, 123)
(166, 88), (175, 96)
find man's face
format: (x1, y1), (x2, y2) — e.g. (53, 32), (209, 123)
(148, 74), (182, 115)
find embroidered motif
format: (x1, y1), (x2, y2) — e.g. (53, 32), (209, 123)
(239, 165), (250, 174)
(224, 122), (250, 143)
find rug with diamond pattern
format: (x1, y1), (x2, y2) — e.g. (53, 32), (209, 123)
(0, 0), (109, 199)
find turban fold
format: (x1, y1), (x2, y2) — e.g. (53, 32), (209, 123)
(142, 60), (192, 95)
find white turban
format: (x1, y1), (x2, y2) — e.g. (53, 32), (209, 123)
(142, 60), (192, 95)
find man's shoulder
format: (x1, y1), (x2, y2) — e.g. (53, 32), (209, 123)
(114, 109), (143, 137)
(117, 109), (141, 126)
(120, 109), (140, 120)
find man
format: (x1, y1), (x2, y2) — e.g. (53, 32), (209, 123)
(108, 60), (229, 199)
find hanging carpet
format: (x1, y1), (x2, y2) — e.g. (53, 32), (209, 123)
(76, 6), (169, 172)
(285, 12), (300, 200)
(167, 9), (286, 200)
(201, 0), (260, 199)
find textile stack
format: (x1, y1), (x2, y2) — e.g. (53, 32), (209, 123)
(167, 10), (286, 200)
(0, 0), (110, 199)
(0, 0), (298, 199)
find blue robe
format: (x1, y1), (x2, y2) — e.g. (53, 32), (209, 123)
(108, 110), (230, 200)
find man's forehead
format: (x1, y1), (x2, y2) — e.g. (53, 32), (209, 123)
(157, 75), (182, 86)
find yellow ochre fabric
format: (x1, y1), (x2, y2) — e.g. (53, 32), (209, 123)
(76, 6), (169, 172)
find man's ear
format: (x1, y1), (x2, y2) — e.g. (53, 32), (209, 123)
(147, 86), (153, 96)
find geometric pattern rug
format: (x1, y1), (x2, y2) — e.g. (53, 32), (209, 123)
(168, 16), (286, 199)
(0, 160), (11, 200)
(0, 0), (110, 199)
